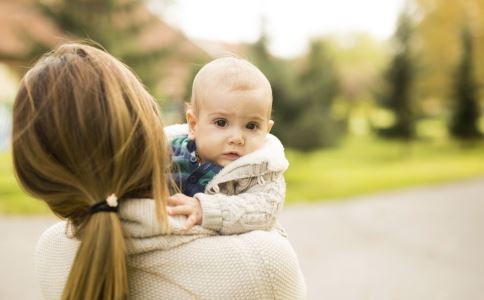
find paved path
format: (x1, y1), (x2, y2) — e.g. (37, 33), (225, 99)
(280, 177), (484, 299)
(0, 216), (56, 299)
(1, 178), (483, 299)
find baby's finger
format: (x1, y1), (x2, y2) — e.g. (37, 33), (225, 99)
(167, 195), (185, 206)
(168, 205), (193, 216)
(183, 215), (197, 231)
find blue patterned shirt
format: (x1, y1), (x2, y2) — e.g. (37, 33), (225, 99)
(170, 135), (222, 197)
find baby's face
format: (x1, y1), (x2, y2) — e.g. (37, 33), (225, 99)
(187, 88), (273, 167)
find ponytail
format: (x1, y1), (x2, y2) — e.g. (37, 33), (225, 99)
(62, 213), (128, 300)
(12, 43), (172, 300)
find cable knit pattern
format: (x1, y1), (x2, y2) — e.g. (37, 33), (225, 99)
(195, 174), (286, 234)
(35, 199), (307, 299)
(165, 124), (289, 234)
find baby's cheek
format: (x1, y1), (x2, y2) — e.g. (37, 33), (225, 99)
(249, 136), (266, 152)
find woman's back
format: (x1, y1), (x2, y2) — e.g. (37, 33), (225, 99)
(36, 199), (306, 299)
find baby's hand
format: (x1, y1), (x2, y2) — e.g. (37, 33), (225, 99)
(167, 193), (202, 231)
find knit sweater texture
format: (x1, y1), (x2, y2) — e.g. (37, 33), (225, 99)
(35, 199), (307, 299)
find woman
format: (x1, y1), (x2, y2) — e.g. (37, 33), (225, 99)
(12, 43), (306, 299)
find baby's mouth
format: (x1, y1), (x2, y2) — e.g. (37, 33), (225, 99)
(223, 152), (241, 160)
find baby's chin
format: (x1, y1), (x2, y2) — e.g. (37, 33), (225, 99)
(217, 155), (242, 167)
(213, 146), (264, 166)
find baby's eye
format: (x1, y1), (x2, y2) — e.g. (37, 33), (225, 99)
(246, 122), (259, 130)
(214, 119), (228, 127)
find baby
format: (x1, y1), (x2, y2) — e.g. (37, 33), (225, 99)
(165, 57), (288, 234)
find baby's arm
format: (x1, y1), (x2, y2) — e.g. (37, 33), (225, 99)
(194, 173), (286, 234)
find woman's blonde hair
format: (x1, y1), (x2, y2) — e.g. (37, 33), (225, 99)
(12, 43), (170, 300)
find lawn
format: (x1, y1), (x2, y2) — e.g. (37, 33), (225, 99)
(1, 137), (484, 214)
(285, 137), (484, 203)
(0, 152), (50, 214)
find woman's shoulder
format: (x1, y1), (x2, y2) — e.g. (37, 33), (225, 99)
(243, 230), (307, 299)
(35, 221), (79, 300)
(128, 229), (306, 299)
(34, 220), (306, 299)
(36, 221), (79, 254)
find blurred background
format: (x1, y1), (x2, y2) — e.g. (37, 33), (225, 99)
(1, 1), (484, 299)
(0, 0), (483, 211)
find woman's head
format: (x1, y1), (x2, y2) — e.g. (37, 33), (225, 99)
(12, 43), (170, 299)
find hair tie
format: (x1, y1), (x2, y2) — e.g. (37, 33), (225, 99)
(89, 193), (119, 214)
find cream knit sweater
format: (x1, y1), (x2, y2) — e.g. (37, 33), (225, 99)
(35, 199), (307, 299)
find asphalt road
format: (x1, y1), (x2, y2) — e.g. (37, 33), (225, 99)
(280, 177), (484, 299)
(1, 177), (483, 299)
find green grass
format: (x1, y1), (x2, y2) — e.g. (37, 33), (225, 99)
(285, 137), (484, 203)
(2, 137), (484, 214)
(0, 152), (51, 215)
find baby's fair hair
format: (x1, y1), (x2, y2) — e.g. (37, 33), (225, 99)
(190, 57), (272, 115)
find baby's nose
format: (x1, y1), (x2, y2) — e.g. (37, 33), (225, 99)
(229, 131), (244, 145)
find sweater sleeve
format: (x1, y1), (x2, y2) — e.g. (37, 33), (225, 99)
(194, 174), (286, 234)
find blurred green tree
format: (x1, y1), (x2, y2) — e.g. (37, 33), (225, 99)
(328, 34), (388, 136)
(295, 39), (343, 149)
(414, 0), (484, 114)
(376, 10), (416, 139)
(249, 32), (301, 149)
(250, 34), (342, 150)
(37, 0), (171, 97)
(449, 25), (481, 139)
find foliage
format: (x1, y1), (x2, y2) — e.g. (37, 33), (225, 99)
(329, 33), (388, 103)
(376, 9), (416, 139)
(249, 34), (301, 148)
(449, 25), (481, 139)
(295, 39), (344, 148)
(36, 0), (171, 97)
(250, 34), (343, 150)
(414, 0), (484, 108)
(306, 34), (389, 137)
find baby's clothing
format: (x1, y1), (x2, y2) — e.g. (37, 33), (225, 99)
(171, 135), (222, 196)
(166, 124), (289, 234)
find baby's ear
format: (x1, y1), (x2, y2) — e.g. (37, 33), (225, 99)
(267, 120), (274, 133)
(186, 109), (198, 138)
